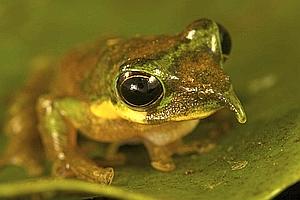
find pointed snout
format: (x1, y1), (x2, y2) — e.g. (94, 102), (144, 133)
(220, 87), (247, 124)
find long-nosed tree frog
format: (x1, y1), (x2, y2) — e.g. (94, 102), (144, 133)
(0, 19), (246, 184)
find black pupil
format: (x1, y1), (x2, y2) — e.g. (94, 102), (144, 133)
(217, 23), (231, 56)
(118, 73), (163, 107)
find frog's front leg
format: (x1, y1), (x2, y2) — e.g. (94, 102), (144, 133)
(37, 96), (113, 184)
(143, 137), (216, 172)
(144, 141), (175, 172)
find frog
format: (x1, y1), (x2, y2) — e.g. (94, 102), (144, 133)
(0, 18), (246, 184)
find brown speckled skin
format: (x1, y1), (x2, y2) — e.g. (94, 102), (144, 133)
(0, 19), (246, 184)
(51, 35), (178, 98)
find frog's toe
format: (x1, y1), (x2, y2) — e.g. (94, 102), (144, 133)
(52, 159), (114, 184)
(92, 167), (114, 184)
(74, 166), (114, 184)
(151, 160), (176, 172)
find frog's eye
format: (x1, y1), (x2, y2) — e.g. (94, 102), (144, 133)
(117, 71), (163, 108)
(217, 23), (232, 59)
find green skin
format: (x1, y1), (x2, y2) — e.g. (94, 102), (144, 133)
(1, 19), (246, 184)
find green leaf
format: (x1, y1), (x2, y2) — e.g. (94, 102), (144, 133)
(0, 178), (155, 200)
(0, 1), (299, 200)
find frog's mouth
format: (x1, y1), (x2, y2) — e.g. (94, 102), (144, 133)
(219, 87), (247, 124)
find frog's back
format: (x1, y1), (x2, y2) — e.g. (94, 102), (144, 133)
(49, 38), (109, 98)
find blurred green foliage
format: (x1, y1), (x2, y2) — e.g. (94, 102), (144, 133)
(0, 0), (300, 199)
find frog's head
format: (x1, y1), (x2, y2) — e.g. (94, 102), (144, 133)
(111, 18), (246, 124)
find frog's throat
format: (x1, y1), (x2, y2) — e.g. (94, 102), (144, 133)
(219, 87), (247, 124)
